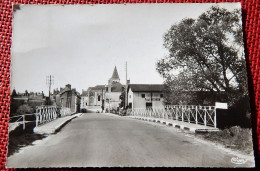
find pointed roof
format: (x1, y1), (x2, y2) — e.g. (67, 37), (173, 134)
(111, 66), (120, 80)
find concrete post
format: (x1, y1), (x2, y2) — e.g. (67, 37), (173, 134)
(188, 107), (190, 123)
(175, 106), (178, 120)
(181, 106), (184, 122)
(214, 108), (217, 128)
(22, 115), (25, 130)
(204, 109), (207, 126)
(195, 106), (198, 125)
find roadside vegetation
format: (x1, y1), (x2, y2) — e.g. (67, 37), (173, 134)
(196, 126), (254, 155)
(8, 123), (46, 157)
(156, 6), (251, 128)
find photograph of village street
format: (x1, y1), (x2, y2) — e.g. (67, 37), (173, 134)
(7, 3), (255, 168)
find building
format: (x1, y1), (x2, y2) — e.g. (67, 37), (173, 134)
(80, 85), (105, 112)
(105, 66), (124, 111)
(127, 84), (165, 109)
(80, 90), (88, 110)
(59, 84), (81, 114)
(81, 66), (124, 112)
(12, 91), (45, 103)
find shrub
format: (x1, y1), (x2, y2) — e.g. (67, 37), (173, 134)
(10, 99), (24, 117)
(16, 104), (34, 115)
(197, 126), (253, 154)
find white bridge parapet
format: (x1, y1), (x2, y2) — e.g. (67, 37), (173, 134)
(35, 106), (57, 127)
(128, 105), (217, 128)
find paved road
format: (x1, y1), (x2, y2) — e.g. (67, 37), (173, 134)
(7, 113), (254, 168)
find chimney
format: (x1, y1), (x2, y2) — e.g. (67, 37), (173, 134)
(66, 84), (71, 90)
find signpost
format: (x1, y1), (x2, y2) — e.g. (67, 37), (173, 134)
(215, 102), (228, 109)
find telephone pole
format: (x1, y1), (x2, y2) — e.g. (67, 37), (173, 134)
(46, 75), (54, 105)
(125, 62), (128, 109)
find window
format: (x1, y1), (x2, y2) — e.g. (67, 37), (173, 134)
(146, 102), (152, 109)
(86, 102), (87, 106)
(98, 95), (101, 101)
(129, 95), (131, 98)
(160, 94), (164, 98)
(141, 94), (145, 98)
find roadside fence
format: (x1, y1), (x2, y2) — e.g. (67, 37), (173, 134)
(9, 114), (35, 131)
(35, 106), (57, 126)
(9, 106), (74, 132)
(127, 105), (217, 128)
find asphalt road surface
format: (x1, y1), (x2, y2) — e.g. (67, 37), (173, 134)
(7, 113), (255, 168)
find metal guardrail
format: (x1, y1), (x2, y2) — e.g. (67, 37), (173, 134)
(128, 105), (217, 128)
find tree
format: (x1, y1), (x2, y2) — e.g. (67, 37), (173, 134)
(25, 90), (29, 96)
(10, 100), (24, 116)
(16, 104), (34, 115)
(156, 6), (247, 106)
(119, 87), (125, 108)
(11, 89), (17, 97)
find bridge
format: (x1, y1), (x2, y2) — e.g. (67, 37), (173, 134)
(7, 105), (254, 168)
(127, 105), (219, 132)
(9, 106), (72, 133)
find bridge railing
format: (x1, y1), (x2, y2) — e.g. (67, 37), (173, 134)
(9, 114), (35, 131)
(35, 106), (57, 126)
(128, 105), (217, 128)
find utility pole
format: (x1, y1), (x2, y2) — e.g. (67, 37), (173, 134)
(46, 75), (54, 105)
(125, 62), (128, 109)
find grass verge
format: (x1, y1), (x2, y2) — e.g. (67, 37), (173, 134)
(195, 126), (254, 155)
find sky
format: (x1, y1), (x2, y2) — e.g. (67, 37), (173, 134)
(11, 3), (241, 94)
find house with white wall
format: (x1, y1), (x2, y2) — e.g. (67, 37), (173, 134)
(81, 66), (124, 112)
(127, 84), (165, 109)
(59, 84), (81, 114)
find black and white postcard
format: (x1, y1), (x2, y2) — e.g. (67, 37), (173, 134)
(7, 3), (255, 168)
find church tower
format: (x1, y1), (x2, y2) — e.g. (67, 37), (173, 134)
(107, 66), (120, 92)
(110, 66), (120, 83)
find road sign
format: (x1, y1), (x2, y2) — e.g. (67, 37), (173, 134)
(215, 102), (228, 109)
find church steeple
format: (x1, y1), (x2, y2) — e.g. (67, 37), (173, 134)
(111, 66), (120, 81)
(107, 66), (120, 93)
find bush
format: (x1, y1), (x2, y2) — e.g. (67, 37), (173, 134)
(16, 104), (34, 115)
(119, 109), (127, 116)
(10, 99), (24, 117)
(197, 126), (253, 155)
(27, 101), (44, 112)
(217, 96), (251, 128)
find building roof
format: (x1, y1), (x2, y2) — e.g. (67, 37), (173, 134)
(81, 90), (88, 96)
(60, 85), (80, 98)
(86, 83), (124, 93)
(128, 84), (165, 92)
(89, 85), (105, 91)
(111, 82), (124, 92)
(59, 86), (70, 94)
(111, 66), (120, 80)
